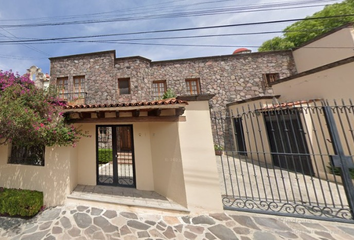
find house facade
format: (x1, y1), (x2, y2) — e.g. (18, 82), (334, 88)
(49, 50), (297, 149)
(227, 23), (354, 182)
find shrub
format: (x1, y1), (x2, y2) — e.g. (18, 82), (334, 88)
(0, 70), (85, 148)
(162, 89), (176, 99)
(0, 188), (43, 217)
(98, 149), (113, 164)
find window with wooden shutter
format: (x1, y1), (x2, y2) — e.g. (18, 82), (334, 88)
(185, 78), (200, 95)
(152, 80), (167, 99)
(57, 77), (68, 100)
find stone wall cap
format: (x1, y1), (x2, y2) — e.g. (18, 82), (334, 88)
(151, 50), (292, 64)
(49, 49), (292, 63)
(115, 56), (152, 62)
(49, 50), (116, 60)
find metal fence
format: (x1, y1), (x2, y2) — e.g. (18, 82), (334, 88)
(213, 99), (354, 222)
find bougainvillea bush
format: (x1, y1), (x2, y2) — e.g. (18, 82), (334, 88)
(0, 70), (83, 147)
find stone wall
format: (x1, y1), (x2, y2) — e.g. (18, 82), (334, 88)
(50, 51), (116, 104)
(149, 52), (296, 112)
(50, 50), (297, 149)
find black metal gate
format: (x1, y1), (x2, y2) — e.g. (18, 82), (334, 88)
(96, 125), (136, 188)
(213, 100), (354, 222)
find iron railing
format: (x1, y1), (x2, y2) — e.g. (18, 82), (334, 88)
(213, 99), (354, 222)
(58, 92), (87, 103)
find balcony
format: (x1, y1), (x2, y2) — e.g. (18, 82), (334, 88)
(58, 92), (87, 105)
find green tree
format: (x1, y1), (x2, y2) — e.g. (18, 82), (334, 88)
(259, 0), (354, 51)
(0, 70), (84, 147)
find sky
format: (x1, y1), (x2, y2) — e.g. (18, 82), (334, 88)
(0, 0), (344, 74)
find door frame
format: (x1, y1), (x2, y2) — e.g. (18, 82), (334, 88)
(96, 124), (136, 188)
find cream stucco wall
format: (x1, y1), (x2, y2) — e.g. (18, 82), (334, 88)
(293, 27), (354, 73)
(228, 100), (272, 165)
(76, 124), (96, 186)
(272, 61), (354, 102)
(178, 101), (223, 212)
(0, 144), (78, 207)
(149, 122), (188, 208)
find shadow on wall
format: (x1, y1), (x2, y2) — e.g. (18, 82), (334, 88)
(0, 146), (77, 207)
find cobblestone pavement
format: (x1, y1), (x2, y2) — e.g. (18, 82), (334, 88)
(1, 204), (354, 240)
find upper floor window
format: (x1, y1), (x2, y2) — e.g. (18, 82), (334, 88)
(118, 78), (130, 95)
(263, 73), (280, 88)
(73, 76), (85, 98)
(57, 77), (68, 100)
(185, 78), (200, 95)
(152, 80), (167, 99)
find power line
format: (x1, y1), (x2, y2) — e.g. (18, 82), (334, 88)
(0, 0), (338, 28)
(3, 30), (325, 46)
(0, 14), (352, 45)
(0, 28), (50, 56)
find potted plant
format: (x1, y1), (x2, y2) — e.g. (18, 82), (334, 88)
(214, 144), (223, 156)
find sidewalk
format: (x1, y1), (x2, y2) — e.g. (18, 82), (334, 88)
(1, 204), (354, 240)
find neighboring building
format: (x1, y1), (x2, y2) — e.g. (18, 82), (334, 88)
(27, 65), (50, 89)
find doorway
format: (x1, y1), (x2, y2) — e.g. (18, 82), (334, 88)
(96, 125), (136, 187)
(264, 109), (314, 176)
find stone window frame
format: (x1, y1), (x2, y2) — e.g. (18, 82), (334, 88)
(262, 73), (280, 88)
(8, 143), (45, 167)
(185, 78), (201, 95)
(152, 80), (167, 99)
(118, 78), (131, 95)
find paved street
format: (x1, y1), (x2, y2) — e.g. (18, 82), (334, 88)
(1, 204), (354, 240)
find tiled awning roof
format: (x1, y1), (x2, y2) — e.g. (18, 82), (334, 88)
(63, 98), (188, 123)
(63, 98), (188, 111)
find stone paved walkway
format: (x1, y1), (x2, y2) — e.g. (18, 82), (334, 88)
(1, 204), (354, 240)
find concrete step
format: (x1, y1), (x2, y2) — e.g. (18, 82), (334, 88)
(66, 185), (190, 214)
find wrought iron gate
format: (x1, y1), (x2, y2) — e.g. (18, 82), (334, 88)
(213, 100), (354, 222)
(96, 125), (135, 187)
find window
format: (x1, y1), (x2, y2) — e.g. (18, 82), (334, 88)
(57, 77), (68, 100)
(118, 78), (130, 95)
(262, 73), (280, 88)
(233, 117), (247, 156)
(73, 76), (85, 98)
(8, 144), (45, 166)
(185, 78), (200, 95)
(152, 80), (167, 99)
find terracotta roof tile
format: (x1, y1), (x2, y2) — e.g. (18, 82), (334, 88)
(64, 98), (188, 110)
(261, 99), (321, 110)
